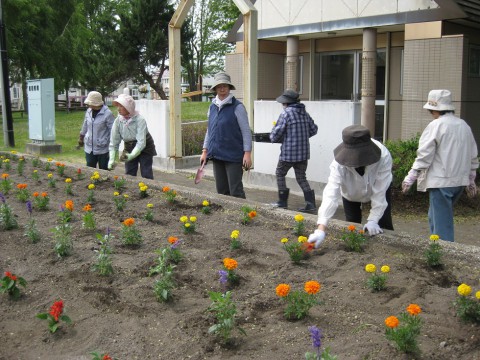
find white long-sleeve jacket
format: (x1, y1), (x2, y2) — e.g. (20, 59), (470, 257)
(317, 139), (392, 226)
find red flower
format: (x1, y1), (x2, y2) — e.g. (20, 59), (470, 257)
(102, 355), (113, 360)
(49, 300), (64, 321)
(77, 168), (82, 174)
(4, 271), (17, 281)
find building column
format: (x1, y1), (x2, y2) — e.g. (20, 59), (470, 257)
(361, 28), (376, 135)
(286, 36), (299, 91)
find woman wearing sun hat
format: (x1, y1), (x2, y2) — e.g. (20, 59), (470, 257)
(200, 72), (252, 198)
(79, 91), (115, 170)
(108, 94), (157, 179)
(307, 124), (394, 248)
(402, 89), (478, 242)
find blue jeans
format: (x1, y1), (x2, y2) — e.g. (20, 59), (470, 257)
(428, 186), (464, 242)
(124, 152), (154, 179)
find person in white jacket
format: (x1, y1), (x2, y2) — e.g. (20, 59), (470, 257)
(402, 89), (478, 242)
(308, 125), (394, 248)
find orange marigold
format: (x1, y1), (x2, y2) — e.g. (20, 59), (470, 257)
(2, 173), (9, 179)
(406, 303), (422, 316)
(348, 224), (356, 231)
(162, 186), (170, 192)
(17, 183), (27, 189)
(83, 204), (92, 212)
(275, 284), (291, 297)
(223, 258), (238, 271)
(33, 192), (39, 197)
(65, 200), (74, 211)
(123, 218), (135, 227)
(248, 210), (257, 218)
(304, 280), (321, 295)
(168, 236), (178, 244)
(385, 316), (399, 328)
(41, 192), (48, 197)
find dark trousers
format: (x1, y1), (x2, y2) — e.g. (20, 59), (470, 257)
(124, 152), (154, 179)
(85, 151), (109, 170)
(212, 159), (246, 198)
(275, 160), (311, 192)
(342, 184), (394, 230)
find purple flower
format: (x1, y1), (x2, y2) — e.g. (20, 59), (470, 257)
(106, 226), (111, 236)
(218, 270), (228, 285)
(170, 239), (183, 249)
(26, 200), (33, 214)
(308, 325), (322, 350)
(0, 192), (5, 203)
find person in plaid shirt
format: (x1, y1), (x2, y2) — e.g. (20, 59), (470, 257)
(270, 89), (318, 212)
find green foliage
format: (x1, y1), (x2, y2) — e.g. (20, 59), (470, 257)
(52, 223), (73, 257)
(208, 291), (245, 344)
(282, 238), (310, 264)
(121, 222), (142, 246)
(24, 218), (41, 243)
(305, 347), (337, 360)
(454, 295), (480, 323)
(240, 205), (257, 225)
(153, 266), (176, 302)
(385, 312), (422, 354)
(282, 290), (321, 320)
(384, 135), (420, 189)
(0, 200), (19, 231)
(341, 226), (367, 252)
(425, 242), (443, 268)
(366, 273), (388, 292)
(93, 232), (114, 276)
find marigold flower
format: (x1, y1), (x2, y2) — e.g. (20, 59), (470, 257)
(304, 281), (321, 295)
(185, 223), (191, 228)
(64, 200), (74, 211)
(55, 162), (61, 166)
(230, 230), (240, 239)
(65, 178), (72, 183)
(33, 192), (40, 197)
(281, 237), (289, 243)
(162, 186), (170, 192)
(406, 304), (421, 316)
(17, 183), (27, 189)
(147, 203), (154, 208)
(476, 291), (480, 300)
(47, 158), (53, 162)
(138, 182), (145, 188)
(168, 236), (178, 244)
(223, 258), (238, 271)
(359, 230), (365, 234)
(41, 192), (48, 197)
(381, 265), (390, 273)
(294, 214), (304, 222)
(298, 236), (307, 243)
(189, 216), (197, 223)
(180, 216), (188, 223)
(140, 185), (148, 191)
(2, 159), (9, 163)
(348, 224), (356, 231)
(457, 283), (472, 297)
(276, 283), (290, 297)
(248, 210), (257, 218)
(47, 173), (53, 178)
(33, 170), (38, 173)
(113, 191), (120, 196)
(365, 264), (376, 273)
(123, 194), (129, 199)
(114, 175), (118, 180)
(88, 184), (95, 190)
(202, 200), (209, 206)
(83, 204), (92, 212)
(1, 173), (9, 179)
(123, 218), (135, 227)
(430, 234), (440, 241)
(10, 150), (17, 154)
(385, 316), (399, 328)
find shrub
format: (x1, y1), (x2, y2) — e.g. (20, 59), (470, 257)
(384, 135), (420, 189)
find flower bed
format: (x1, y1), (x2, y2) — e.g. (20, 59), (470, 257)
(1, 151), (479, 359)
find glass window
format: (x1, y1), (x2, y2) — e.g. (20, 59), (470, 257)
(468, 45), (480, 77)
(316, 52), (355, 100)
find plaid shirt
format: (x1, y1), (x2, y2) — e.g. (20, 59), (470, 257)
(270, 103), (318, 162)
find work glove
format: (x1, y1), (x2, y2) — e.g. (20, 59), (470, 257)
(108, 150), (117, 170)
(466, 170), (477, 198)
(78, 135), (85, 147)
(363, 221), (383, 236)
(402, 169), (419, 193)
(125, 147), (141, 162)
(307, 229), (326, 249)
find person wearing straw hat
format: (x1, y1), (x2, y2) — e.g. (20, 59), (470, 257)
(200, 72), (252, 198)
(270, 89), (318, 213)
(402, 89), (478, 242)
(308, 124), (394, 248)
(79, 91), (115, 170)
(108, 94), (157, 179)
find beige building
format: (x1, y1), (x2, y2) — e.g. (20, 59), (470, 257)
(226, 0), (480, 143)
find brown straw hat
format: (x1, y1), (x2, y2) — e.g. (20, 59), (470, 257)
(333, 125), (381, 167)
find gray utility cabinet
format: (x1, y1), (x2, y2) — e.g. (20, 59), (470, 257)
(27, 78), (55, 143)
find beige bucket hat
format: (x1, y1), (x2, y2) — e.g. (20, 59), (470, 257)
(84, 91), (104, 107)
(211, 72), (236, 91)
(423, 89), (455, 111)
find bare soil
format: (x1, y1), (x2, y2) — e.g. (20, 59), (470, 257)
(1, 156), (480, 360)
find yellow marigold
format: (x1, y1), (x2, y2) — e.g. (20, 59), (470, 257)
(348, 224), (356, 232)
(47, 158), (53, 162)
(162, 186), (170, 192)
(248, 210), (257, 218)
(385, 316), (399, 328)
(2, 159), (9, 163)
(147, 203), (154, 208)
(10, 150), (17, 154)
(476, 291), (480, 300)
(458, 283), (472, 297)
(140, 185), (148, 191)
(430, 234), (440, 241)
(83, 204), (92, 212)
(185, 223), (191, 228)
(202, 200), (209, 206)
(123, 194), (129, 199)
(304, 281), (321, 295)
(123, 218), (135, 227)
(189, 216), (197, 223)
(1, 173), (9, 179)
(276, 284), (290, 297)
(88, 184), (95, 190)
(230, 230), (240, 239)
(223, 258), (238, 271)
(64, 200), (74, 211)
(365, 264), (376, 273)
(138, 182), (145, 187)
(406, 304), (421, 316)
(168, 236), (178, 244)
(294, 214), (304, 222)
(65, 178), (72, 183)
(33, 170), (38, 173)
(381, 265), (390, 273)
(113, 191), (120, 196)
(281, 238), (289, 243)
(298, 236), (307, 243)
(47, 173), (53, 178)
(180, 216), (188, 223)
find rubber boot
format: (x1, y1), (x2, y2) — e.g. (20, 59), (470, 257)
(298, 190), (316, 213)
(272, 189), (289, 209)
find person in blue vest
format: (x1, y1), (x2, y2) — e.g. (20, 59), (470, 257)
(200, 72), (252, 198)
(78, 91), (114, 170)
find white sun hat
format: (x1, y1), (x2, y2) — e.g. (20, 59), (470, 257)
(423, 89), (455, 111)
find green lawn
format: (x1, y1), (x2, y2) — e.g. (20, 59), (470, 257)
(0, 102), (210, 162)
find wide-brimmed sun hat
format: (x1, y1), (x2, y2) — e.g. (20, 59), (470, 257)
(276, 89), (299, 104)
(211, 72), (236, 91)
(84, 91), (104, 107)
(333, 125), (381, 167)
(113, 94), (139, 116)
(423, 89), (455, 111)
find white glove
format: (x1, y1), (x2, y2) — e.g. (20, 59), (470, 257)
(402, 169), (419, 193)
(363, 221), (383, 236)
(466, 170), (477, 198)
(126, 147), (141, 162)
(307, 229), (326, 249)
(108, 150), (117, 170)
